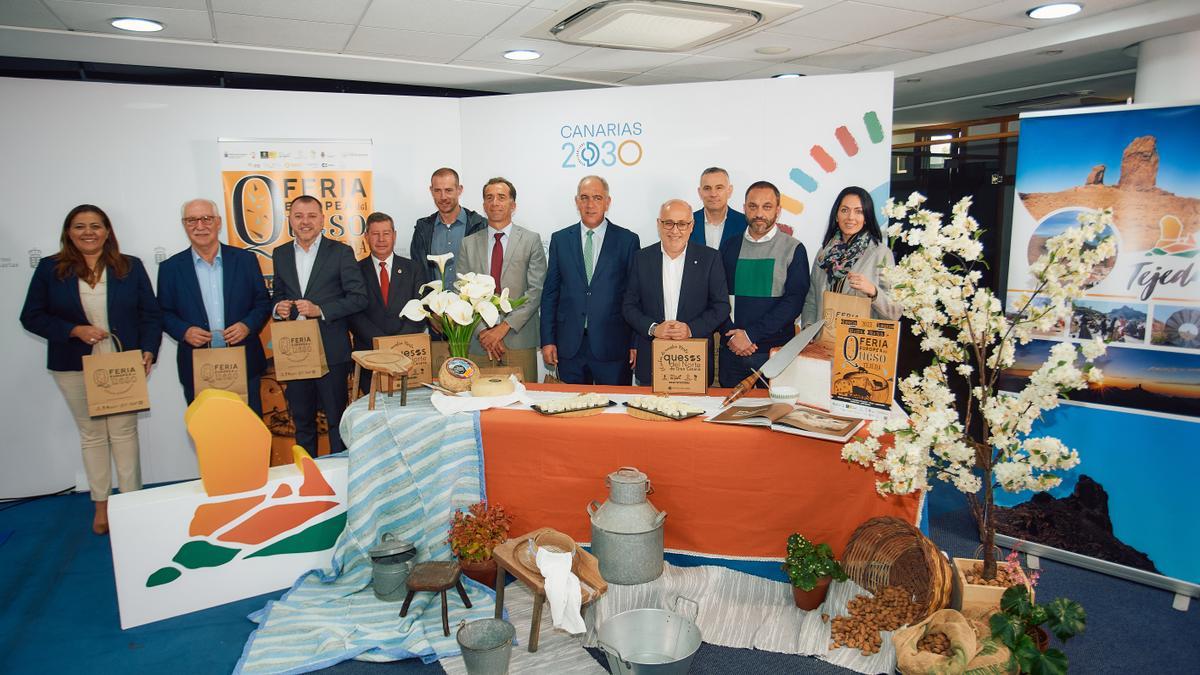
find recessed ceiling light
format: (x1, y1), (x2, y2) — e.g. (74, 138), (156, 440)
(1026, 3), (1082, 20)
(503, 49), (542, 61)
(755, 46), (790, 55)
(110, 17), (164, 32)
(772, 73), (803, 79)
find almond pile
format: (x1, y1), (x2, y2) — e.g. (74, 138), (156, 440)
(917, 632), (951, 655)
(964, 563), (1020, 587)
(828, 586), (924, 656)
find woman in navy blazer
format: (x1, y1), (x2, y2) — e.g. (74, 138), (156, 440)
(19, 204), (161, 535)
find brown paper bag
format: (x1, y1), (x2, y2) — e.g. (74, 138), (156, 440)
(193, 345), (249, 403)
(374, 333), (432, 387)
(544, 365), (563, 384)
(82, 337), (150, 417)
(818, 290), (871, 350)
(271, 319), (328, 381)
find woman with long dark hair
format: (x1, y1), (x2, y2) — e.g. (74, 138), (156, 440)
(20, 204), (161, 534)
(801, 186), (900, 327)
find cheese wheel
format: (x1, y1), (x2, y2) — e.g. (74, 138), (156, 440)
(472, 376), (514, 397)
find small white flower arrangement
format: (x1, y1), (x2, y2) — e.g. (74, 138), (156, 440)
(841, 192), (1116, 580)
(401, 254), (526, 358)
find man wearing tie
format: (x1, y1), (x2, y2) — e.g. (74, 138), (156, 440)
(458, 177), (546, 383)
(623, 199), (730, 386)
(349, 211), (424, 394)
(540, 176), (640, 385)
(157, 198), (271, 414)
(271, 196), (368, 456)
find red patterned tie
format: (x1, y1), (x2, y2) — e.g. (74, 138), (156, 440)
(379, 260), (389, 306)
(490, 232), (504, 292)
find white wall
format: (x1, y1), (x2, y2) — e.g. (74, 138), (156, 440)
(0, 77), (460, 498)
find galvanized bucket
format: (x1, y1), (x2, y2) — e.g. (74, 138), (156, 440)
(369, 532), (415, 602)
(456, 618), (515, 675)
(597, 596), (701, 675)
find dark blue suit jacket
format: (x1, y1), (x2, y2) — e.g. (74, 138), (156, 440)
(541, 221), (640, 361)
(271, 237), (368, 367)
(157, 244), (271, 389)
(689, 207), (748, 247)
(622, 243), (730, 384)
(20, 255), (162, 371)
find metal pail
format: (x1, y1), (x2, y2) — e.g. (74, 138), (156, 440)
(597, 597), (701, 675)
(456, 618), (515, 675)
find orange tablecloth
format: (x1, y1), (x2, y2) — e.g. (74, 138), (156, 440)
(481, 384), (921, 561)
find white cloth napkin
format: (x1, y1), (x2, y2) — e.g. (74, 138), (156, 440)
(535, 546), (586, 634)
(430, 375), (532, 415)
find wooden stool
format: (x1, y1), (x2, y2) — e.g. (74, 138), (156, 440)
(491, 528), (607, 652)
(350, 350), (413, 409)
(399, 561), (471, 636)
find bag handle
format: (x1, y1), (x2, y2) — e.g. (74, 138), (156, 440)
(106, 333), (126, 352)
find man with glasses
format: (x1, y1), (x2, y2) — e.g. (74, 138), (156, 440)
(717, 181), (810, 388)
(540, 175), (640, 385)
(157, 198), (272, 413)
(623, 199), (729, 386)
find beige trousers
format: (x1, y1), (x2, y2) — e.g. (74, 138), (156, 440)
(52, 370), (142, 501)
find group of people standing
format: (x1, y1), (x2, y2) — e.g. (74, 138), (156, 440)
(19, 166), (899, 535)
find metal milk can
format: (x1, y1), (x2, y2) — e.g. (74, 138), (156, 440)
(369, 532), (416, 601)
(588, 466), (666, 585)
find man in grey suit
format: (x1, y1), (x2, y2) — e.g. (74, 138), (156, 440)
(458, 177), (546, 382)
(271, 195), (368, 456)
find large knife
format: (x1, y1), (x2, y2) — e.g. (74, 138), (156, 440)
(721, 319), (825, 407)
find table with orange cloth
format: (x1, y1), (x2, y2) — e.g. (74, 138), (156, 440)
(481, 383), (922, 563)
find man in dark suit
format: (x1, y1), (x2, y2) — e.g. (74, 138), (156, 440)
(271, 195), (368, 456)
(541, 175), (640, 385)
(349, 211), (424, 394)
(158, 198), (271, 413)
(623, 199), (730, 386)
(690, 167), (748, 249)
(410, 167), (487, 287)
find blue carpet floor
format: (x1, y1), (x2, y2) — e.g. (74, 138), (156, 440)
(1, 485), (1196, 674)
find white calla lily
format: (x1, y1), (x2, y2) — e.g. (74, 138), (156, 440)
(426, 290), (457, 316)
(456, 272), (496, 301)
(445, 297), (475, 326)
(400, 298), (429, 322)
(427, 252), (454, 276)
(496, 287), (513, 313)
(418, 280), (443, 294)
(475, 299), (499, 327)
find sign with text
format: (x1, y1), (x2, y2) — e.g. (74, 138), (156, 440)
(373, 333), (432, 387)
(830, 317), (899, 420)
(652, 338), (708, 395)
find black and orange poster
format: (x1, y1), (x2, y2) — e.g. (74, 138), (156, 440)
(830, 316), (899, 420)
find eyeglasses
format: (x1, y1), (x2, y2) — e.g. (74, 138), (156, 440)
(183, 215), (217, 227)
(657, 219), (693, 231)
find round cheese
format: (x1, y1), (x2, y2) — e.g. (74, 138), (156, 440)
(472, 376), (514, 397)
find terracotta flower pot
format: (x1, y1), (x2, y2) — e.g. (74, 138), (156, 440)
(791, 577), (832, 610)
(460, 557), (498, 588)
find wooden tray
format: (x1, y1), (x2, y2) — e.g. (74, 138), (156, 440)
(624, 402), (705, 422)
(530, 400), (616, 417)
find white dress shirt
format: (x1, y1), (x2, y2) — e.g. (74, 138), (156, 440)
(744, 223), (778, 243)
(581, 219), (608, 268)
(295, 235), (322, 294)
(486, 223), (514, 275)
(704, 215), (726, 249)
(661, 249), (686, 322)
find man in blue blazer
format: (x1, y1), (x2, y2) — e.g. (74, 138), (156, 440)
(690, 167), (748, 249)
(157, 198), (271, 414)
(541, 176), (640, 385)
(271, 196), (368, 456)
(624, 199), (730, 386)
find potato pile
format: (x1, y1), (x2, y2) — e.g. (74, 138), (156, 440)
(828, 586), (924, 655)
(917, 631), (951, 655)
(964, 563), (1019, 587)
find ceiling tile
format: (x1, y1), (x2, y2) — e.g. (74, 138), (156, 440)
(211, 0), (371, 25)
(642, 55), (767, 80)
(854, 0), (1000, 15)
(538, 67), (642, 83)
(214, 13), (355, 52)
(451, 58), (551, 74)
(620, 72), (708, 86)
(455, 35), (591, 66)
(793, 43), (928, 70)
(486, 6), (556, 39)
(554, 46), (685, 72)
(360, 0), (520, 37)
(767, 1), (941, 42)
(865, 16), (1026, 52)
(53, 0), (207, 9)
(700, 30), (847, 62)
(959, 0), (1144, 28)
(43, 1), (212, 39)
(344, 27), (478, 62)
(528, 0), (584, 9)
(0, 0), (70, 29)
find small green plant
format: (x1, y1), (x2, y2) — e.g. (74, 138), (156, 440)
(782, 533), (849, 591)
(989, 584), (1086, 674)
(447, 501), (513, 563)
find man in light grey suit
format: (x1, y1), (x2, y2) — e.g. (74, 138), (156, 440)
(458, 177), (546, 382)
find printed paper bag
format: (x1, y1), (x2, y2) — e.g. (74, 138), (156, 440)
(82, 340), (149, 417)
(374, 333), (432, 388)
(818, 290), (871, 351)
(271, 319), (328, 381)
(193, 345), (249, 403)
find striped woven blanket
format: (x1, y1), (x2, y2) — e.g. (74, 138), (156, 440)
(235, 390), (497, 674)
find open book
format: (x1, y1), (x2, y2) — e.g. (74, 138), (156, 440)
(705, 402), (864, 443)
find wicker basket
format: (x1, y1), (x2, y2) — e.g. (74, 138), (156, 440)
(840, 516), (952, 621)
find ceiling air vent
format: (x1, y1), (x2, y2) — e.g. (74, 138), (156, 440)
(984, 90), (1121, 111)
(548, 0), (763, 52)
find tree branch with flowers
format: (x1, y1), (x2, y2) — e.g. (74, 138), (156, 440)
(841, 193), (1116, 580)
(401, 253), (526, 359)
